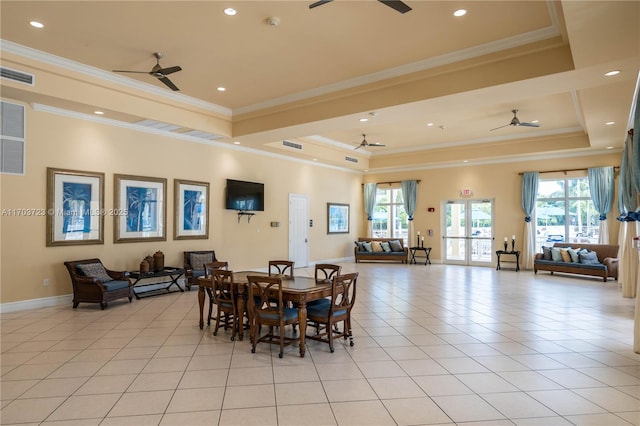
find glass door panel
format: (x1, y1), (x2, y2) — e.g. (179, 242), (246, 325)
(443, 199), (493, 266)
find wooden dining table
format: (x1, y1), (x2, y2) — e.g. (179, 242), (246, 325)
(198, 271), (334, 357)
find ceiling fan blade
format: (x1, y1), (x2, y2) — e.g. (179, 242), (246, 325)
(309, 0), (332, 9)
(354, 144), (363, 150)
(369, 143), (386, 147)
(519, 122), (540, 127)
(489, 124), (510, 131)
(158, 65), (182, 75)
(158, 76), (179, 91)
(378, 0), (412, 13)
(112, 70), (149, 74)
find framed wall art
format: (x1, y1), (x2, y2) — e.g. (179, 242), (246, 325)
(46, 167), (105, 246)
(174, 179), (209, 240)
(327, 202), (350, 234)
(114, 174), (166, 243)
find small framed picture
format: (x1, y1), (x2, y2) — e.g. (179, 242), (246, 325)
(174, 179), (209, 240)
(46, 167), (105, 246)
(327, 202), (350, 234)
(114, 174), (166, 243)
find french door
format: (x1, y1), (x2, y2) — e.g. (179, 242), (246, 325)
(443, 199), (494, 266)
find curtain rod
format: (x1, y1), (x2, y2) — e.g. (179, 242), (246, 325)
(362, 180), (421, 186)
(518, 167), (619, 176)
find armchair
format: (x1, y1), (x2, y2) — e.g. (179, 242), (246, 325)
(183, 250), (217, 291)
(64, 258), (133, 310)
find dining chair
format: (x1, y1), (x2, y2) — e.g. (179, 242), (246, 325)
(268, 260), (294, 279)
(247, 275), (299, 358)
(210, 269), (239, 340)
(203, 261), (229, 327)
(306, 272), (358, 352)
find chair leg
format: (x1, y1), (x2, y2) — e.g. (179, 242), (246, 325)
(213, 309), (222, 336)
(73, 301), (79, 308)
(327, 320), (334, 353)
(279, 326), (284, 358)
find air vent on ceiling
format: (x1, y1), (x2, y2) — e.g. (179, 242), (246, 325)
(282, 140), (302, 150)
(0, 67), (34, 86)
(345, 156), (358, 163)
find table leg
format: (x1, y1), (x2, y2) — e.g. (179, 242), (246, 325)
(298, 301), (307, 357)
(237, 295), (246, 341)
(496, 253), (501, 270)
(516, 253), (520, 271)
(198, 285), (205, 330)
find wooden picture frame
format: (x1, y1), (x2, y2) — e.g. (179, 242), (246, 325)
(174, 179), (209, 240)
(46, 167), (104, 246)
(114, 174), (167, 243)
(327, 202), (350, 234)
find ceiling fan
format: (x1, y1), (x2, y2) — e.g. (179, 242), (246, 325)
(310, 0), (412, 14)
(112, 52), (182, 91)
(490, 109), (540, 131)
(355, 134), (386, 150)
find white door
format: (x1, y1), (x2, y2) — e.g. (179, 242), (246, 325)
(289, 193), (309, 268)
(443, 199), (494, 266)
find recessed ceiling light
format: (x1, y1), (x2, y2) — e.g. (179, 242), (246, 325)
(453, 9), (467, 17)
(531, 120), (539, 124)
(604, 70), (620, 76)
(463, 160), (469, 163)
(217, 87), (226, 92)
(94, 111), (104, 115)
(606, 121), (615, 125)
(224, 8), (237, 16)
(606, 146), (614, 150)
(29, 20), (44, 28)
(233, 141), (240, 145)
(312, 158), (318, 161)
(359, 118), (369, 122)
(427, 123), (434, 127)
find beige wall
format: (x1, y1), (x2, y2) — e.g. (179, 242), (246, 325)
(0, 100), (622, 306)
(363, 155), (621, 261)
(0, 104), (362, 304)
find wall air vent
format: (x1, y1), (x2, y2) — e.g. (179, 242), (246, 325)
(0, 67), (34, 86)
(345, 156), (359, 163)
(282, 140), (303, 150)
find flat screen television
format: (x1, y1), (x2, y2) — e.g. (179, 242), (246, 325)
(225, 179), (264, 212)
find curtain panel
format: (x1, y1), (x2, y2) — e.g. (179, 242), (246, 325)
(363, 183), (377, 238)
(401, 180), (418, 247)
(588, 166), (614, 244)
(521, 172), (539, 270)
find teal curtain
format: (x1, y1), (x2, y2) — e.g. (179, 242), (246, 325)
(521, 172), (538, 270)
(401, 180), (417, 221)
(619, 134), (638, 217)
(588, 166), (614, 244)
(363, 183), (377, 238)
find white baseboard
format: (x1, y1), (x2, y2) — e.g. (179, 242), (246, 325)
(0, 294), (72, 313)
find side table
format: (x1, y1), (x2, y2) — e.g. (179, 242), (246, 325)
(496, 250), (520, 271)
(129, 267), (185, 298)
(410, 246), (432, 265)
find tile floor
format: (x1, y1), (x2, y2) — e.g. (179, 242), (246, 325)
(1, 263), (639, 425)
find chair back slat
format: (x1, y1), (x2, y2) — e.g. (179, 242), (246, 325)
(330, 273), (358, 318)
(315, 263), (342, 283)
(268, 260), (294, 279)
(204, 261), (229, 278)
(211, 269), (235, 308)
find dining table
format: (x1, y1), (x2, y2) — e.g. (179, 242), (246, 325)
(198, 271), (334, 357)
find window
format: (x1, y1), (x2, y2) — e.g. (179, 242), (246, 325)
(535, 177), (598, 251)
(372, 187), (408, 243)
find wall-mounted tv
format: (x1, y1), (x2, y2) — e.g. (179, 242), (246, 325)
(225, 179), (264, 212)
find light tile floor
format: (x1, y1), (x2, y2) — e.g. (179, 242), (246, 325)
(1, 263), (639, 425)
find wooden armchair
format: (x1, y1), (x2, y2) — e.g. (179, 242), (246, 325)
(183, 250), (217, 291)
(64, 258), (133, 310)
(268, 260), (294, 279)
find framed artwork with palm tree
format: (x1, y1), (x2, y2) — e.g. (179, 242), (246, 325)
(114, 174), (166, 243)
(46, 167), (105, 246)
(174, 179), (209, 240)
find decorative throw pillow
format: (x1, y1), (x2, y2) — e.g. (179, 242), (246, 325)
(542, 246), (552, 260)
(190, 253), (214, 271)
(371, 241), (383, 252)
(551, 247), (563, 261)
(362, 241), (373, 252)
(389, 240), (403, 252)
(560, 249), (571, 262)
(381, 241), (392, 252)
(76, 263), (113, 283)
(579, 250), (600, 265)
(567, 248), (580, 263)
(354, 241), (366, 252)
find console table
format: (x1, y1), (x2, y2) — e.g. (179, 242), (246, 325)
(496, 250), (520, 271)
(410, 246), (431, 265)
(129, 267), (185, 298)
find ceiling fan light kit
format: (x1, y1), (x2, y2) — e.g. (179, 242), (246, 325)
(309, 0), (412, 14)
(355, 133), (386, 150)
(112, 52), (182, 91)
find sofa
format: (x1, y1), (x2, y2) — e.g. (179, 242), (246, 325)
(354, 237), (408, 263)
(534, 242), (619, 282)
